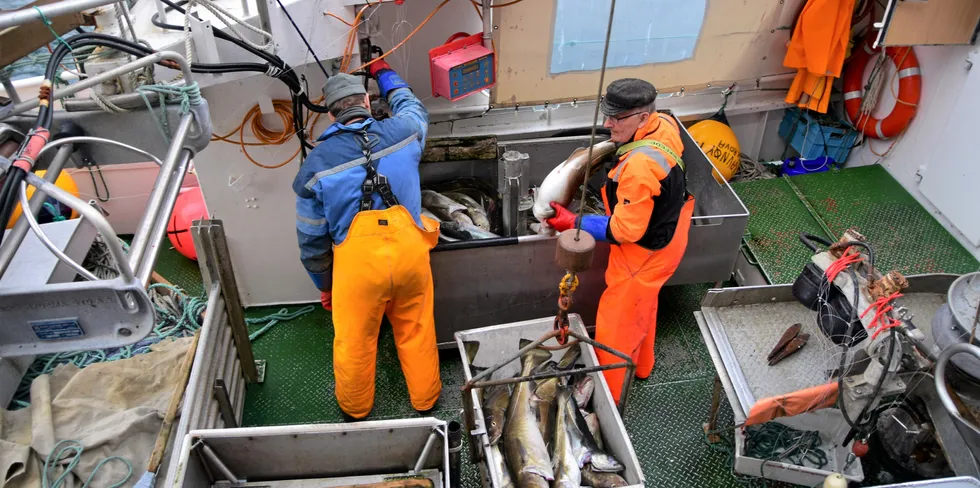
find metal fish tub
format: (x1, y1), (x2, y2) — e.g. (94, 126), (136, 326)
(427, 112), (749, 347)
(455, 313), (644, 488)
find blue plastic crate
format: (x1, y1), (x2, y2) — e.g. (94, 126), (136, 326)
(778, 108), (858, 163)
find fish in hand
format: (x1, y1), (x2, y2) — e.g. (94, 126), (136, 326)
(531, 141), (616, 233)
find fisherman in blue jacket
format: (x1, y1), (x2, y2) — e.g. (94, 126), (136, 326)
(292, 60), (442, 420)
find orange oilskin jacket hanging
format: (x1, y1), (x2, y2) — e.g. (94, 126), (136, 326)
(784, 0), (856, 114)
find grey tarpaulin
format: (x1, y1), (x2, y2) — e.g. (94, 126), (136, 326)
(0, 336), (193, 488)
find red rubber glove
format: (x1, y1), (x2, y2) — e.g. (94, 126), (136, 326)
(320, 291), (332, 311)
(368, 58), (393, 78)
(544, 202), (576, 232)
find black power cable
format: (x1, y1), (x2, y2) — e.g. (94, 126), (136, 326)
(272, 0), (329, 79)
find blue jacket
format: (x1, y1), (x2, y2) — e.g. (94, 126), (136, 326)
(292, 87), (429, 291)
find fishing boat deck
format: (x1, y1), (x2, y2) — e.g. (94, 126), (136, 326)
(149, 164), (979, 487)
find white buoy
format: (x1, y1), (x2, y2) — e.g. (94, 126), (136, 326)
(823, 473), (848, 488)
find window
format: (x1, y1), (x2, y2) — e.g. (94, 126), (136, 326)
(550, 0), (707, 74)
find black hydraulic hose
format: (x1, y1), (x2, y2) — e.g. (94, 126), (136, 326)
(838, 240), (876, 268)
(150, 0), (330, 114)
(799, 232), (833, 252)
(0, 169), (25, 249)
(448, 420), (462, 488)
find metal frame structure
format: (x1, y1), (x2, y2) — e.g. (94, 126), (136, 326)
(455, 314), (645, 488)
(696, 274), (980, 485)
(0, 51), (211, 358)
(170, 417), (451, 487)
(159, 219), (258, 487)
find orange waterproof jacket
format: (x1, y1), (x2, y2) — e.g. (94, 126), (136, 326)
(602, 113), (688, 250)
(784, 0), (856, 113)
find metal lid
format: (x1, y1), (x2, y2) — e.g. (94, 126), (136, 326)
(948, 272), (980, 334)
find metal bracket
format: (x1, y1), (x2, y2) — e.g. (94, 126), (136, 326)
(188, 16), (222, 77)
(0, 279), (154, 356)
(213, 378), (239, 428)
(254, 359), (266, 383)
(191, 219), (259, 383)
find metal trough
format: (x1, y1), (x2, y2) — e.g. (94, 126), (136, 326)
(171, 417), (451, 487)
(429, 112), (749, 346)
(694, 274), (961, 487)
(455, 313), (644, 488)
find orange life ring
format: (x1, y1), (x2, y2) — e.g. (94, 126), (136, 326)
(843, 35), (921, 139)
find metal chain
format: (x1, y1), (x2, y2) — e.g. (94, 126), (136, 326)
(554, 272), (580, 344)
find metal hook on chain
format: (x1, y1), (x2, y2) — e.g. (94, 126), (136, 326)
(554, 272), (578, 345)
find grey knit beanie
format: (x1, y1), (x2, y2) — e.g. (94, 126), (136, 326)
(322, 73), (367, 108)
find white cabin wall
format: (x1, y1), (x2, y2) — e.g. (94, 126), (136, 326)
(845, 43), (980, 260)
(364, 0), (487, 112)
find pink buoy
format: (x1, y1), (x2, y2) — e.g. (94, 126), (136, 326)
(168, 187), (209, 261)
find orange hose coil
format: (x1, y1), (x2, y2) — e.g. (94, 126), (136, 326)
(212, 100), (323, 169)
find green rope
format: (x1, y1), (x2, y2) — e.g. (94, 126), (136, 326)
(702, 427), (770, 487)
(135, 81), (203, 143)
(42, 439), (132, 488)
(34, 7), (73, 54)
(247, 306), (316, 342)
(744, 422), (829, 470)
(43, 202), (66, 222)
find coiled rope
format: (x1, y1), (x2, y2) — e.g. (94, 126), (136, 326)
(42, 439), (133, 488)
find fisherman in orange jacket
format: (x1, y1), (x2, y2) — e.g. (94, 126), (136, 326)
(546, 78), (695, 402)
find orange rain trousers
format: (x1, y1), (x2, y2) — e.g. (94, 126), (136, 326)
(331, 205), (442, 419)
(595, 196), (695, 403)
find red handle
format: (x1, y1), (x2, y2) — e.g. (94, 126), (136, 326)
(445, 32), (471, 45)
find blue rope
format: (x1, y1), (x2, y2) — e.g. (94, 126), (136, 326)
(42, 439), (132, 488)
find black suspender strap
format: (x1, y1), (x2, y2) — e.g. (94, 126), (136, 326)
(355, 129), (400, 211)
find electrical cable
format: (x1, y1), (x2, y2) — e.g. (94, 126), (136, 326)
(348, 0), (455, 74)
(272, 0), (330, 79)
(212, 100), (323, 169)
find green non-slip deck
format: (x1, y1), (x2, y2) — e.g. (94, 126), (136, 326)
(239, 284), (750, 487)
(150, 163), (978, 487)
(732, 165), (978, 285)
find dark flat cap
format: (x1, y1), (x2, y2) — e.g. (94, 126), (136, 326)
(600, 78), (658, 116)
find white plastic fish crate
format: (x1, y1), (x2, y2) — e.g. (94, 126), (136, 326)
(170, 418), (450, 487)
(455, 313), (644, 488)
